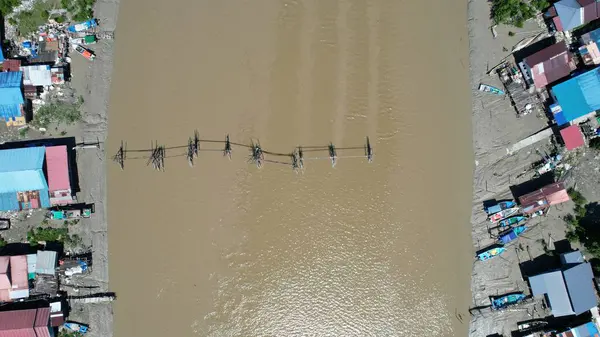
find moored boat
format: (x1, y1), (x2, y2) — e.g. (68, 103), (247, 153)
(74, 45), (95, 61)
(479, 83), (505, 95)
(476, 244), (506, 261)
(489, 207), (520, 223)
(491, 292), (526, 310)
(498, 215), (527, 228)
(498, 225), (527, 244)
(68, 19), (97, 33)
(63, 322), (89, 334)
(485, 201), (516, 215)
(71, 35), (97, 45)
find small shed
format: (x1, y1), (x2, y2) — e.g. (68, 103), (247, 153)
(0, 71), (24, 126)
(518, 182), (570, 215)
(530, 270), (575, 316)
(560, 125), (585, 150)
(35, 250), (57, 275)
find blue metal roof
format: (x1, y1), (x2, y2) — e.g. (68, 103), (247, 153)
(552, 67), (600, 125)
(0, 147), (45, 172)
(0, 147), (50, 211)
(583, 27), (600, 44)
(0, 72), (23, 122)
(572, 322), (600, 337)
(560, 250), (584, 265)
(529, 270), (574, 316)
(563, 262), (596, 315)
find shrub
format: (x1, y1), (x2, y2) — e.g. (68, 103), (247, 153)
(531, 0), (549, 11)
(491, 0), (536, 26)
(0, 0), (21, 16)
(0, 236), (6, 248)
(27, 227), (69, 244)
(15, 1), (54, 36)
(568, 187), (587, 206)
(508, 31), (515, 36)
(33, 101), (82, 128)
(590, 137), (600, 150)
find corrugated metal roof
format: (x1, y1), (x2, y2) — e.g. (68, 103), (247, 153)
(555, 0), (584, 31)
(561, 251), (584, 265)
(563, 262), (597, 315)
(45, 146), (70, 192)
(35, 251), (56, 276)
(33, 307), (48, 327)
(571, 322), (599, 337)
(526, 41), (569, 68)
(2, 60), (21, 72)
(560, 125), (585, 150)
(529, 270), (575, 316)
(9, 256), (27, 293)
(0, 147), (45, 172)
(0, 72), (23, 121)
(20, 66), (51, 86)
(0, 309), (37, 329)
(0, 256), (8, 273)
(552, 67), (600, 125)
(26, 254), (36, 275)
(0, 170), (48, 193)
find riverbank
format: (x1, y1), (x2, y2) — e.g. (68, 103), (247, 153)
(63, 0), (119, 336)
(465, 0), (594, 336)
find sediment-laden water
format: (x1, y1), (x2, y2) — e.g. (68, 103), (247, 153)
(107, 0), (473, 336)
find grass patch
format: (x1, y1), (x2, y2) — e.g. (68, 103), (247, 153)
(18, 127), (29, 138)
(0, 236), (7, 248)
(60, 0), (94, 22)
(491, 0), (536, 27)
(32, 101), (83, 129)
(15, 1), (56, 36)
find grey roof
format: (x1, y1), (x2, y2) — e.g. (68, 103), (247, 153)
(561, 250), (584, 265)
(529, 270), (575, 316)
(564, 262), (597, 315)
(35, 251), (57, 275)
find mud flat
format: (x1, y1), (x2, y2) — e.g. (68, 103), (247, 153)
(465, 0), (589, 336)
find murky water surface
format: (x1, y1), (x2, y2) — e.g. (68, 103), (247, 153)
(107, 0), (473, 336)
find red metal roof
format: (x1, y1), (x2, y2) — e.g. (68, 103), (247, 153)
(0, 307), (51, 337)
(0, 309), (37, 330)
(525, 42), (574, 88)
(2, 60), (21, 73)
(45, 146), (70, 192)
(33, 308), (48, 327)
(9, 256), (27, 292)
(553, 16), (564, 31)
(519, 182), (570, 206)
(560, 125), (585, 150)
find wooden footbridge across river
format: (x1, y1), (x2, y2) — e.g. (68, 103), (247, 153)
(112, 131), (373, 172)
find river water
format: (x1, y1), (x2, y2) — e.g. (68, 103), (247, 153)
(107, 0), (473, 336)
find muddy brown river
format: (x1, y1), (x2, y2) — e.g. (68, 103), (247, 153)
(107, 0), (473, 335)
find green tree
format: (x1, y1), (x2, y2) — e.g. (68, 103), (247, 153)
(0, 0), (21, 16)
(491, 0), (537, 27)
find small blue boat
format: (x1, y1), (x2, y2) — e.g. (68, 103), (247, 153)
(68, 19), (98, 33)
(476, 244), (506, 261)
(498, 215), (527, 228)
(491, 292), (526, 310)
(485, 201), (516, 215)
(498, 225), (527, 244)
(64, 322), (89, 334)
(479, 84), (505, 95)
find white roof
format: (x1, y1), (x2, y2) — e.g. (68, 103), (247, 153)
(20, 65), (52, 86)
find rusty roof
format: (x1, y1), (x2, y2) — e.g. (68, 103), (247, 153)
(525, 41), (569, 67)
(0, 309), (37, 330)
(2, 60), (21, 73)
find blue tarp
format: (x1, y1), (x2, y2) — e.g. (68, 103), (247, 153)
(552, 67), (600, 125)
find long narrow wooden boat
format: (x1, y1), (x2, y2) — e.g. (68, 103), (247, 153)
(491, 292), (526, 310)
(479, 83), (505, 95)
(498, 215), (527, 228)
(476, 244), (506, 261)
(489, 207), (520, 223)
(485, 201), (516, 215)
(498, 225), (527, 244)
